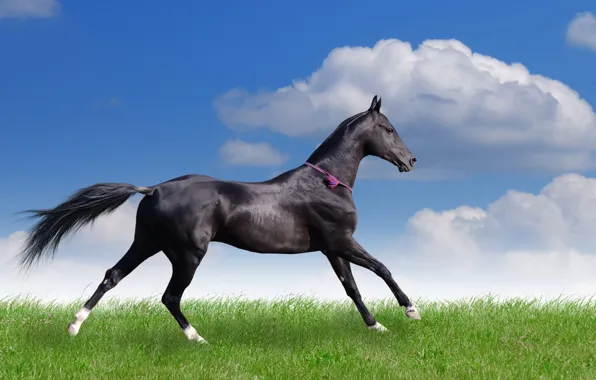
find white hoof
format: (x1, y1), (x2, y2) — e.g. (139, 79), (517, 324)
(67, 322), (80, 336)
(183, 325), (208, 344)
(405, 305), (421, 320)
(67, 307), (90, 336)
(368, 322), (389, 332)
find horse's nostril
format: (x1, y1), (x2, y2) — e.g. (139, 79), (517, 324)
(410, 157), (417, 166)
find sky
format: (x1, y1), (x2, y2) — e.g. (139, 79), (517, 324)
(1, 0), (596, 305)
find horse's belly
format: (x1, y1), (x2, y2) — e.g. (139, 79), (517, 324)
(216, 208), (311, 253)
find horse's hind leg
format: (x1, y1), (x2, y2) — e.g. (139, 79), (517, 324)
(67, 240), (159, 336)
(161, 245), (207, 343)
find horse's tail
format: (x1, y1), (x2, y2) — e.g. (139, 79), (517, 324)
(17, 182), (155, 270)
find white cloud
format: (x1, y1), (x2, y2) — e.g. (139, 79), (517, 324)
(219, 139), (289, 166)
(0, 0), (60, 19)
(215, 39), (596, 175)
(407, 173), (596, 253)
(3, 173), (596, 304)
(397, 173), (596, 298)
(567, 12), (596, 51)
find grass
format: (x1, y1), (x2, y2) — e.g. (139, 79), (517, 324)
(1, 296), (596, 379)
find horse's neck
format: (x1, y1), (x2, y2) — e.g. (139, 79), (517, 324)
(306, 135), (364, 189)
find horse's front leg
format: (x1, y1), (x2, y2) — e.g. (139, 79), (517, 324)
(323, 252), (388, 331)
(333, 236), (421, 320)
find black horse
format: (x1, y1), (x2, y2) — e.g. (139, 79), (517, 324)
(18, 95), (419, 343)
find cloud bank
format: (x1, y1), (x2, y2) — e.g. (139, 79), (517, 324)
(403, 173), (596, 298)
(2, 173), (596, 303)
(215, 39), (596, 175)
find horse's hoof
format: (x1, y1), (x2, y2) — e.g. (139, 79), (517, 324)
(67, 322), (80, 336)
(184, 326), (208, 344)
(368, 322), (389, 332)
(188, 336), (208, 344)
(405, 305), (421, 320)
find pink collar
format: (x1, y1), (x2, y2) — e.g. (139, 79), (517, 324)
(305, 162), (353, 192)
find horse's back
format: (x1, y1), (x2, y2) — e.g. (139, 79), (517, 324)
(147, 173), (279, 221)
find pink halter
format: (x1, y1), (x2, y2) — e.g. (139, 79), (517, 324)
(304, 162), (353, 192)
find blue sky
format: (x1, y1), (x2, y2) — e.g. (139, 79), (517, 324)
(2, 0), (596, 303)
(1, 0), (594, 231)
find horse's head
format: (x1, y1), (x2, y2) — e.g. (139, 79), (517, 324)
(357, 95), (416, 172)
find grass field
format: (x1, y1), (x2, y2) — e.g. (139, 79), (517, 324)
(1, 296), (595, 379)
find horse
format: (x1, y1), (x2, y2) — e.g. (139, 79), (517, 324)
(17, 95), (419, 343)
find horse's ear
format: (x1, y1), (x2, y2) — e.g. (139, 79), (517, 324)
(375, 97), (382, 112)
(369, 95), (378, 111)
(369, 95), (382, 113)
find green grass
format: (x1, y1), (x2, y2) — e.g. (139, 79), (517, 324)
(1, 296), (596, 379)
